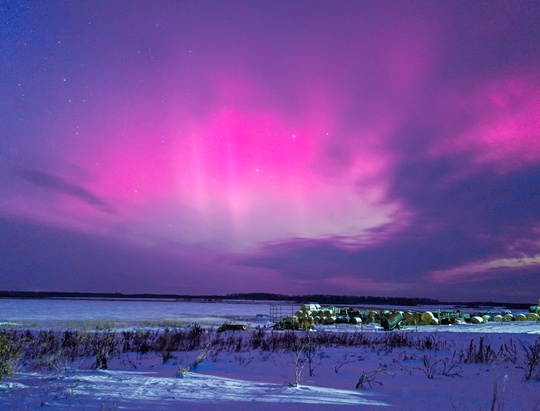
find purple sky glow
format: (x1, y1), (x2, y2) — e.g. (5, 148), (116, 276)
(1, 1), (540, 302)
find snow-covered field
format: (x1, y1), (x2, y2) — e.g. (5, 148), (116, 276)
(0, 298), (279, 329)
(0, 299), (539, 410)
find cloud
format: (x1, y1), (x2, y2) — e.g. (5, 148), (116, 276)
(427, 75), (540, 172)
(234, 126), (540, 301)
(13, 169), (115, 213)
(430, 255), (540, 284)
(2, 1), (540, 302)
(0, 216), (279, 294)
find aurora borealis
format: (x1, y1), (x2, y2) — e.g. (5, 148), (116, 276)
(1, 1), (539, 302)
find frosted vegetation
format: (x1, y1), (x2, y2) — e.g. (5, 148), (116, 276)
(0, 300), (539, 409)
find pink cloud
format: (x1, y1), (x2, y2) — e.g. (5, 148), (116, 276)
(8, 11), (445, 252)
(431, 74), (540, 172)
(42, 72), (400, 251)
(429, 253), (540, 285)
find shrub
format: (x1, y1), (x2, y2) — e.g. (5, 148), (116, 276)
(0, 330), (21, 379)
(461, 337), (497, 364)
(90, 330), (118, 369)
(355, 368), (391, 389)
(176, 345), (210, 377)
(417, 354), (441, 379)
(519, 338), (540, 381)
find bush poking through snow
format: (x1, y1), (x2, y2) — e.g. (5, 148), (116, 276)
(415, 354), (463, 379)
(519, 338), (540, 381)
(440, 356), (463, 377)
(0, 324), (538, 390)
(335, 353), (365, 374)
(0, 330), (21, 380)
(301, 331), (323, 377)
(461, 337), (496, 364)
(177, 345), (210, 377)
(355, 368), (392, 389)
(291, 334), (307, 386)
(417, 354), (441, 379)
(489, 379), (504, 411)
(91, 330), (117, 369)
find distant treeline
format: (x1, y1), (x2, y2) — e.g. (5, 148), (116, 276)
(0, 290), (531, 309)
(227, 293), (442, 306)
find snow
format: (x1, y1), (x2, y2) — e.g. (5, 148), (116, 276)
(0, 298), (278, 328)
(0, 299), (539, 410)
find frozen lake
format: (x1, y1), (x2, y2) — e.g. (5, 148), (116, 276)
(0, 298), (298, 328)
(1, 298), (537, 334)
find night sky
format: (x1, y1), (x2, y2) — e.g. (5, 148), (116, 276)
(1, 1), (539, 302)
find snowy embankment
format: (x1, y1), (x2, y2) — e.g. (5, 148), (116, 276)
(0, 321), (539, 410)
(0, 299), (539, 410)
